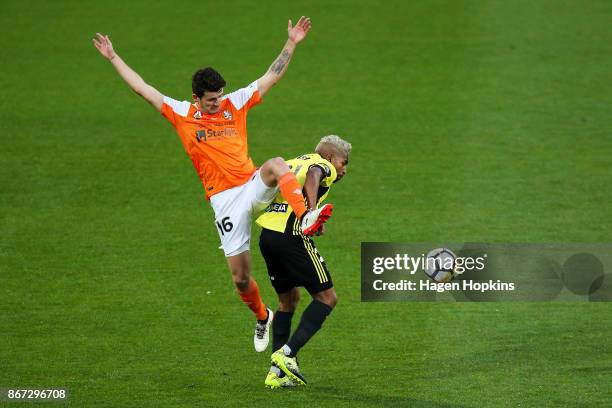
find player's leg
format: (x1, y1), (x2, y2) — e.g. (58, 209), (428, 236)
(273, 287), (300, 351)
(312, 287), (337, 308)
(265, 287), (300, 389)
(271, 287), (333, 385)
(279, 287), (300, 311)
(270, 235), (333, 384)
(226, 252), (272, 351)
(226, 251), (273, 352)
(259, 229), (300, 388)
(277, 235), (335, 357)
(258, 157), (307, 216)
(283, 287), (335, 358)
(258, 157), (333, 236)
(211, 184), (271, 351)
(259, 228), (300, 355)
(226, 251), (268, 319)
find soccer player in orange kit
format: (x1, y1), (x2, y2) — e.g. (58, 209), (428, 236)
(93, 16), (332, 353)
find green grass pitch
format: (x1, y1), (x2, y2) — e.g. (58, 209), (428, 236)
(1, 1), (611, 406)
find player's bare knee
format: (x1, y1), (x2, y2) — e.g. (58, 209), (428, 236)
(291, 289), (300, 306)
(279, 300), (297, 313)
(325, 292), (338, 309)
(314, 289), (337, 309)
(278, 288), (299, 312)
(230, 267), (251, 292)
(271, 156), (286, 166)
(269, 157), (290, 175)
(260, 157), (288, 187)
(233, 276), (250, 292)
(278, 296), (298, 312)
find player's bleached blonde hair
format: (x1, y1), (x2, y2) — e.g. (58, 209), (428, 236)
(315, 135), (352, 157)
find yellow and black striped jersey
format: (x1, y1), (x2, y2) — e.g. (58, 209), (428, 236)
(256, 153), (337, 234)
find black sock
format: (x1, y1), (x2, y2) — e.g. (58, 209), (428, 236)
(286, 300), (332, 357)
(272, 311), (294, 351)
(257, 309), (270, 324)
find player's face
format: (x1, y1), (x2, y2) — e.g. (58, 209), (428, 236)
(331, 154), (349, 182)
(195, 89), (224, 114)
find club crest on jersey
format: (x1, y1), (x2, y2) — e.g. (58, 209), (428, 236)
(223, 110), (233, 120)
(194, 110), (202, 119)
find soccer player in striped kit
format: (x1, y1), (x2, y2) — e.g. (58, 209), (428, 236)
(256, 135), (351, 387)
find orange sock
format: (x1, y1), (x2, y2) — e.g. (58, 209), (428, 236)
(278, 172), (307, 219)
(238, 279), (268, 320)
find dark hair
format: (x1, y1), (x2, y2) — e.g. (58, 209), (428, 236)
(192, 67), (226, 98)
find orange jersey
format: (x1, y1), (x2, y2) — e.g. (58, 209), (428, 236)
(161, 81), (262, 199)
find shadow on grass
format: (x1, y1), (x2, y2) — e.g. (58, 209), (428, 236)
(276, 385), (472, 408)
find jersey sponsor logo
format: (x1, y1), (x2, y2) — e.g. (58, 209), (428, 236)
(207, 127), (237, 139)
(193, 110), (202, 119)
(196, 130), (207, 142)
(223, 110), (233, 120)
(195, 128), (237, 142)
(266, 203), (289, 213)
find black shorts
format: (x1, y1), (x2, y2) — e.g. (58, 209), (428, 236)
(259, 228), (333, 295)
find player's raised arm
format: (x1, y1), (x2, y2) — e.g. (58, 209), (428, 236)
(92, 33), (163, 112)
(303, 165), (326, 235)
(303, 166), (324, 211)
(257, 16), (312, 97)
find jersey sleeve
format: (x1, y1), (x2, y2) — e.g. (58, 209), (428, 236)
(225, 81), (262, 112)
(160, 96), (191, 126)
(310, 159), (337, 187)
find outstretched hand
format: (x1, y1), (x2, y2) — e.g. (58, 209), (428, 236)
(92, 33), (116, 60)
(288, 16), (311, 44)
